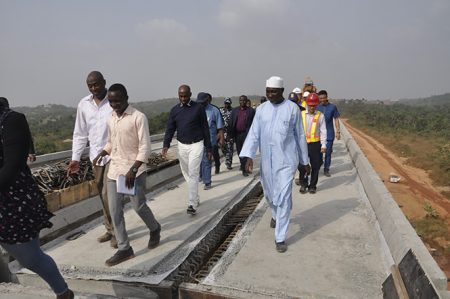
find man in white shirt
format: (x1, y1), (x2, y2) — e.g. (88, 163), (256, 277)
(299, 93), (327, 194)
(67, 71), (116, 248)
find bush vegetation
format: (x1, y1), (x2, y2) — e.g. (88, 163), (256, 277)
(336, 96), (450, 190)
(14, 104), (170, 155)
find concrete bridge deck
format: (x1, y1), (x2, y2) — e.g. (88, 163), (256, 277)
(185, 140), (389, 299)
(4, 127), (449, 298)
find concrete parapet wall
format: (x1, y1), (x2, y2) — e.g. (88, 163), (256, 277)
(341, 123), (448, 292)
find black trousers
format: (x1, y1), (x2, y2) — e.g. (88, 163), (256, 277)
(299, 142), (323, 189)
(212, 145), (220, 168)
(235, 132), (248, 170)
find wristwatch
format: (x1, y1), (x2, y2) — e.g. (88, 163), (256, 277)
(131, 167), (139, 174)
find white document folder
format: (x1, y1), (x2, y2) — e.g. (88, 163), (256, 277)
(117, 175), (136, 195)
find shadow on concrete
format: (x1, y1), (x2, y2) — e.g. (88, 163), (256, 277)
(318, 172), (357, 191)
(318, 161), (353, 177)
(123, 194), (239, 273)
(332, 143), (348, 154)
(287, 197), (359, 246)
(123, 163), (258, 241)
(126, 202), (218, 246)
(209, 172), (253, 188)
(121, 176), (254, 268)
(123, 178), (265, 279)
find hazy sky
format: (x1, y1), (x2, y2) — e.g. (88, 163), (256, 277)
(1, 0), (450, 107)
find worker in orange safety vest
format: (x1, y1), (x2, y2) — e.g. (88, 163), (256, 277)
(298, 93), (327, 194)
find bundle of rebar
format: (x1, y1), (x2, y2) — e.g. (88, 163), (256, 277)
(147, 152), (167, 167)
(32, 157), (94, 194)
(32, 153), (170, 194)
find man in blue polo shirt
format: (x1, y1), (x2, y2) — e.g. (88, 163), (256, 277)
(196, 92), (224, 190)
(162, 85), (211, 215)
(317, 90), (341, 177)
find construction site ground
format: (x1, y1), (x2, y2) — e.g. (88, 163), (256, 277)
(344, 120), (450, 289)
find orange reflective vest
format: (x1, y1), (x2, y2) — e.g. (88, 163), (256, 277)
(302, 110), (321, 143)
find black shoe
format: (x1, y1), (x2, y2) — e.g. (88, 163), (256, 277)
(299, 185), (308, 194)
(187, 205), (196, 215)
(226, 165), (232, 170)
(242, 171), (249, 177)
(324, 170), (331, 177)
(204, 184), (212, 190)
(148, 223), (161, 249)
(309, 187), (317, 194)
(105, 247), (135, 267)
(275, 241), (287, 253)
(215, 166), (220, 174)
(56, 289), (74, 299)
(270, 218), (276, 228)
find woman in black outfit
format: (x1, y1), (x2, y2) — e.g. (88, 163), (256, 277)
(0, 98), (73, 299)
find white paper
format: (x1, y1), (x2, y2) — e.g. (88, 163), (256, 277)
(116, 175), (136, 195)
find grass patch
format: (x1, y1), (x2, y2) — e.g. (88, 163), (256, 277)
(346, 121), (450, 199)
(413, 217), (448, 240)
(412, 217), (450, 260)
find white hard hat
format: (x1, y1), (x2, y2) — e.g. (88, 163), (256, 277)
(302, 91), (310, 98)
(292, 87), (302, 94)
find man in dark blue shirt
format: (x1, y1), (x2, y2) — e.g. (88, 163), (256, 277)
(317, 90), (341, 177)
(162, 85), (211, 215)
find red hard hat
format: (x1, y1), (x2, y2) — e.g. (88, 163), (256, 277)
(306, 93), (319, 106)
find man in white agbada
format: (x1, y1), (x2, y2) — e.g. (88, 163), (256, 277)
(239, 76), (310, 253)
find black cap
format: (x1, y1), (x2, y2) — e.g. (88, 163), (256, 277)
(196, 92), (209, 103)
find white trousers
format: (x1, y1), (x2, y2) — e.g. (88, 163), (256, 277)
(267, 194), (292, 243)
(177, 140), (204, 207)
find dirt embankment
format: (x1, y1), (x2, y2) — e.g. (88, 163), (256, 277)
(343, 120), (450, 285)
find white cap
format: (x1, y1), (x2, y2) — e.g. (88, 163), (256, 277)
(292, 87), (302, 94)
(266, 76), (284, 88)
(302, 91), (310, 98)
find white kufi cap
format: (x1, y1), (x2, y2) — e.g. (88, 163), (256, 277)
(266, 76), (284, 88)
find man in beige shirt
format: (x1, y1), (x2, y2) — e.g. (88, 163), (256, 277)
(93, 83), (161, 267)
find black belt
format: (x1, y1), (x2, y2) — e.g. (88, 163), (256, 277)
(178, 138), (203, 145)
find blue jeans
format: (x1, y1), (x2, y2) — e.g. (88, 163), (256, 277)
(324, 140), (334, 171)
(1, 238), (68, 295)
(200, 147), (212, 186)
